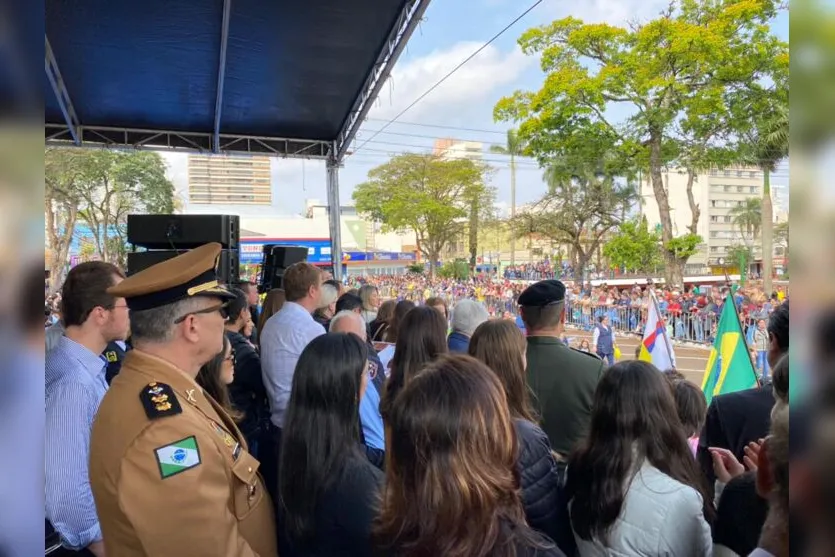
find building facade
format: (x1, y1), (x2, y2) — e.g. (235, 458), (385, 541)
(187, 154), (272, 205)
(640, 166), (769, 273)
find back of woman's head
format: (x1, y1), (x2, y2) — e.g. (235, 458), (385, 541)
(568, 360), (713, 542)
(382, 306), (448, 418)
(386, 300), (416, 343)
(376, 354), (534, 557)
(358, 284), (378, 310)
(279, 332), (369, 543)
(468, 319), (535, 422)
(377, 299), (397, 323)
(671, 379), (707, 438)
(258, 288), (286, 332)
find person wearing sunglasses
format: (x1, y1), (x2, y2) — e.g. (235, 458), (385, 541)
(88, 243), (277, 557)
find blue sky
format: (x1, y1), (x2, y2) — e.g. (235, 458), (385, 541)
(164, 0), (789, 216)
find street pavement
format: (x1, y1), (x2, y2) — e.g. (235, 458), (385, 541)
(563, 327), (710, 387)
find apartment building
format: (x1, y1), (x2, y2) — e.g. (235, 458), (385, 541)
(640, 166), (766, 272)
(188, 154), (272, 205)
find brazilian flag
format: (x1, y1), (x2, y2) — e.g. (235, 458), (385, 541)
(701, 298), (759, 405)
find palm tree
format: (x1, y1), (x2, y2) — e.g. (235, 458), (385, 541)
(753, 102), (788, 293)
(730, 197), (763, 247)
(490, 129), (524, 266)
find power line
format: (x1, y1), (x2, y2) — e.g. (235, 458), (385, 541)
(353, 0), (544, 154)
(362, 119), (509, 136)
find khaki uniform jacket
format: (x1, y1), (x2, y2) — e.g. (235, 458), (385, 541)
(525, 336), (605, 457)
(89, 349), (278, 557)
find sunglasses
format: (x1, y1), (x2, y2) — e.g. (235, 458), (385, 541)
(174, 302), (230, 324)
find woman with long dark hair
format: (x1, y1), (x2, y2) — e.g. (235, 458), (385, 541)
(382, 299), (416, 344)
(369, 299), (396, 342)
(566, 360), (714, 556)
(196, 335), (241, 421)
(375, 354), (565, 557)
(277, 333), (381, 557)
(380, 305), (447, 419)
(469, 320), (570, 550)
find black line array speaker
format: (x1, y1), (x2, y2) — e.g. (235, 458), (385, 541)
(127, 249), (240, 285)
(127, 214), (239, 250)
(258, 245), (308, 293)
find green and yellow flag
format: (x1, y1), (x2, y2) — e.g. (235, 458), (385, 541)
(700, 298), (759, 405)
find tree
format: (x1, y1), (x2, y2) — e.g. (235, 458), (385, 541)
(489, 129), (525, 265)
(352, 153), (495, 277)
(730, 197), (763, 248)
(603, 217), (662, 273)
(494, 0), (788, 287)
(45, 149), (84, 293)
(512, 161), (636, 282)
(773, 219), (788, 258)
(45, 148), (175, 275)
(727, 244), (754, 276)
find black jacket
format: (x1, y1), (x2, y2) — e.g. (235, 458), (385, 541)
(278, 451), (383, 557)
(225, 330), (269, 444)
(514, 419), (573, 554)
(697, 386), (773, 499)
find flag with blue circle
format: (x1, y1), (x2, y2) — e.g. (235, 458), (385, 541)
(155, 436), (201, 479)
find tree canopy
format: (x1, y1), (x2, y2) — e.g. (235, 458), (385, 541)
(352, 153), (494, 275)
(495, 0), (788, 286)
(602, 217), (662, 273)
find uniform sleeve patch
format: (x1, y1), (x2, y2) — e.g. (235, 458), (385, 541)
(154, 436), (202, 479)
(140, 382), (183, 420)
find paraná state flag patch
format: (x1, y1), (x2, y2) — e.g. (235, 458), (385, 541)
(155, 436), (201, 479)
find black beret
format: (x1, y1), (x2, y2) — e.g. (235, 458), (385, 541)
(518, 280), (566, 307)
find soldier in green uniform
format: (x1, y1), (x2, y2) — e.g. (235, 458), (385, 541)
(519, 280), (605, 475)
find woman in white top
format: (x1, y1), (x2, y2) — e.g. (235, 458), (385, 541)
(566, 360), (714, 557)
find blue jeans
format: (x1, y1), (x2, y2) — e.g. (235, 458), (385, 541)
(598, 352), (614, 366)
(757, 350), (770, 379)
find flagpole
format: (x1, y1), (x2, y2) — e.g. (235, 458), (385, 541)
(650, 288), (676, 369)
(725, 292), (761, 387)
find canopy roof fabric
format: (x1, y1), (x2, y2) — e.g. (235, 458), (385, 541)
(45, 0), (429, 160)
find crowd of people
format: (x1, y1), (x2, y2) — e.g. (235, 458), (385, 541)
(40, 241), (818, 557)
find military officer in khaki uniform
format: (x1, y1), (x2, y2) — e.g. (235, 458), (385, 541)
(89, 243), (277, 557)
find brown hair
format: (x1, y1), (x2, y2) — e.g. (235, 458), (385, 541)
(375, 354), (547, 557)
(283, 263), (321, 302)
(671, 380), (707, 438)
(468, 320), (536, 422)
(425, 296), (449, 319)
(60, 261), (125, 327)
(371, 299), (397, 342)
(384, 300), (416, 343)
(771, 353), (789, 406)
(258, 288), (286, 333)
(381, 306), (448, 419)
(196, 335), (242, 421)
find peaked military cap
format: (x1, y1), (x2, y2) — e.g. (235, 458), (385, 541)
(108, 242), (235, 311)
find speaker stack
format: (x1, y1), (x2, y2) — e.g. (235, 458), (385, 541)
(257, 244), (309, 293)
(126, 214), (240, 285)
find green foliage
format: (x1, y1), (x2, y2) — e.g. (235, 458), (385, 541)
(603, 218), (661, 272)
(437, 259), (470, 280)
(45, 148), (175, 282)
(495, 0), (788, 284)
(727, 244), (754, 268)
(665, 233), (703, 260)
(730, 197), (763, 241)
(352, 153), (495, 275)
(407, 263), (425, 274)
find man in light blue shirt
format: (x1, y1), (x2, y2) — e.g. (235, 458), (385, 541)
(45, 262), (129, 556)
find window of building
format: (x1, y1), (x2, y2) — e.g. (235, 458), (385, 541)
(710, 231), (719, 238)
(710, 216), (718, 223)
(737, 186), (745, 193)
(724, 185), (731, 192)
(710, 246), (719, 253)
(736, 170), (744, 177)
(723, 216), (732, 223)
(750, 186), (758, 194)
(723, 170), (731, 177)
(749, 171), (758, 178)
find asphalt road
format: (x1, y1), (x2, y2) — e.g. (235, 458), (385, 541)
(563, 327), (711, 387)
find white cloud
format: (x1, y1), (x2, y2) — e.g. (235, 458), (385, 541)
(367, 42), (532, 123)
(552, 0), (671, 26)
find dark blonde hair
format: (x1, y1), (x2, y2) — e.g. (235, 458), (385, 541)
(258, 288), (286, 333)
(375, 354), (547, 557)
(468, 320), (536, 422)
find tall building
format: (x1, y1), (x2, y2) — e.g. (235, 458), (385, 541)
(433, 138), (483, 161)
(640, 166), (767, 272)
(187, 154), (272, 205)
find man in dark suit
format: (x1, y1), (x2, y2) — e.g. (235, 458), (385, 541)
(698, 301), (789, 496)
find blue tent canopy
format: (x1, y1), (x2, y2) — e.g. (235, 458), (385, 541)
(45, 0), (429, 161)
(45, 0), (430, 279)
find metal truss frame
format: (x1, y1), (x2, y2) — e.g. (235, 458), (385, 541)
(334, 0), (431, 161)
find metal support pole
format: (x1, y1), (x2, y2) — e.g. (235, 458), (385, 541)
(213, 0), (232, 153)
(45, 36), (81, 146)
(326, 152), (343, 281)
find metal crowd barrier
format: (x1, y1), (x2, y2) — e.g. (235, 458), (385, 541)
(562, 301), (721, 345)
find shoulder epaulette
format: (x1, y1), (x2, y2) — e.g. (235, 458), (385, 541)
(140, 382), (183, 420)
(569, 347), (603, 361)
